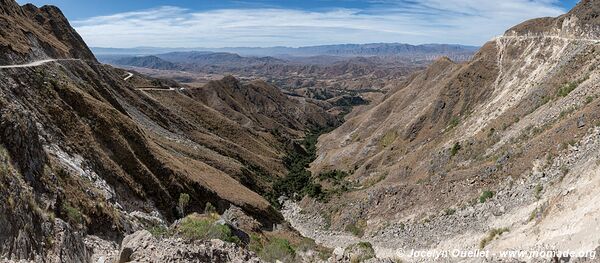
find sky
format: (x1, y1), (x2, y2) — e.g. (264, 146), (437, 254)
(16, 0), (580, 48)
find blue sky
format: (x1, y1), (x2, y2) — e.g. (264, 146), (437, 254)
(17, 0), (580, 48)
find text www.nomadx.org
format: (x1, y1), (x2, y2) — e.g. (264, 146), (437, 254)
(398, 248), (596, 260)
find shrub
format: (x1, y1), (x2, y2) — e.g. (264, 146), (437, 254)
(560, 166), (569, 175)
(177, 216), (240, 244)
(259, 238), (296, 263)
(345, 219), (367, 237)
(534, 184), (543, 200)
(450, 142), (461, 157)
(379, 130), (397, 148)
(249, 234), (264, 254)
(321, 212), (332, 229)
(62, 203), (83, 225)
(204, 202), (216, 214)
(148, 225), (168, 237)
(444, 208), (456, 216)
(529, 207), (540, 222)
(305, 183), (328, 201)
(178, 193), (190, 216)
(557, 82), (578, 97)
(318, 170), (349, 183)
(448, 116), (460, 129)
(345, 242), (375, 263)
(586, 96), (595, 104)
(479, 227), (509, 249)
(479, 190), (494, 203)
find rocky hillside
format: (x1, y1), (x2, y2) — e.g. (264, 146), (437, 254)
(0, 0), (95, 64)
(0, 1), (336, 262)
(288, 0), (600, 261)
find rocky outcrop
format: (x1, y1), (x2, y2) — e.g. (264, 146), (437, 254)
(0, 0), (95, 64)
(117, 230), (263, 263)
(506, 0), (600, 38)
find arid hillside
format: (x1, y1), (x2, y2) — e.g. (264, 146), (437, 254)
(285, 0), (600, 261)
(0, 1), (337, 261)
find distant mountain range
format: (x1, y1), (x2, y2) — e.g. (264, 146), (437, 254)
(92, 43), (479, 58)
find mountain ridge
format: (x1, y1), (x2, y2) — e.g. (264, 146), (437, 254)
(290, 0), (600, 259)
(92, 43), (479, 58)
(0, 1), (95, 64)
(0, 0), (338, 261)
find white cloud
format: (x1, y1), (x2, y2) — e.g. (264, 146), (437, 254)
(72, 0), (566, 48)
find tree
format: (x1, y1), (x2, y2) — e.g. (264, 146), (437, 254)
(178, 193), (190, 217)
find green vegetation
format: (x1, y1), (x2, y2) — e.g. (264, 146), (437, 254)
(296, 237), (333, 260)
(321, 211), (332, 229)
(559, 107), (576, 119)
(249, 234), (264, 254)
(258, 238), (296, 263)
(204, 202), (216, 214)
(557, 82), (579, 97)
(585, 96), (595, 104)
(62, 202), (84, 225)
(379, 130), (397, 148)
(0, 147), (9, 177)
(479, 227), (509, 249)
(529, 207), (542, 222)
(450, 142), (461, 157)
(345, 242), (376, 263)
(528, 204), (547, 222)
(251, 234), (330, 262)
(178, 193), (190, 217)
(448, 116), (460, 129)
(148, 225), (168, 237)
(479, 190), (495, 203)
(444, 208), (456, 216)
(269, 130), (325, 205)
(557, 75), (589, 98)
(534, 184), (543, 200)
(177, 215), (240, 244)
(345, 219), (367, 237)
(318, 170), (349, 182)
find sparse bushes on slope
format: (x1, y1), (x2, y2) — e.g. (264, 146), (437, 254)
(318, 169), (350, 182)
(61, 202), (84, 225)
(379, 130), (397, 148)
(479, 227), (509, 248)
(148, 225), (168, 238)
(345, 242), (375, 263)
(345, 219), (367, 237)
(533, 184), (543, 200)
(177, 215), (241, 245)
(450, 142), (461, 156)
(556, 74), (589, 98)
(258, 238), (296, 263)
(448, 116), (460, 129)
(178, 193), (190, 217)
(479, 190), (494, 203)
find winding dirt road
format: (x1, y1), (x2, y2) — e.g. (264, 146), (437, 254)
(0, 58), (81, 69)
